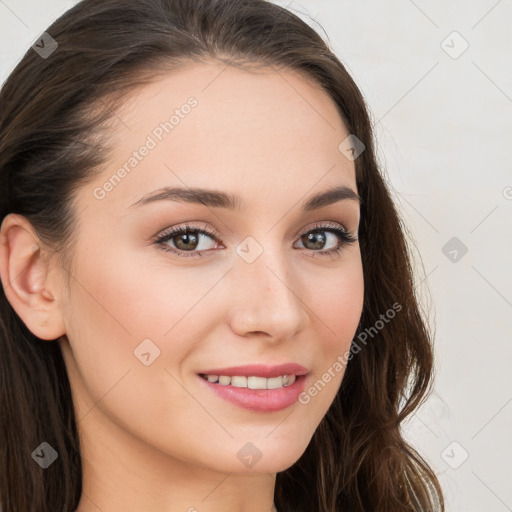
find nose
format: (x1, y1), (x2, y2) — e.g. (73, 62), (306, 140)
(227, 246), (310, 342)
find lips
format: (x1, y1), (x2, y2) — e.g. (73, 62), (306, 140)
(196, 363), (310, 412)
(196, 363), (309, 379)
(198, 372), (308, 412)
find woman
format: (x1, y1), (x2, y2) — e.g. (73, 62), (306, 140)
(0, 0), (444, 510)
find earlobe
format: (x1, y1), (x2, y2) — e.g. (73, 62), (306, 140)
(0, 213), (66, 341)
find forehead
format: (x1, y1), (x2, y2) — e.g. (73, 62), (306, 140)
(83, 61), (357, 216)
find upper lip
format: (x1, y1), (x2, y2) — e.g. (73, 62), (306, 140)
(197, 363), (309, 378)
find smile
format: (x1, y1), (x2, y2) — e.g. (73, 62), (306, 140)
(197, 373), (308, 412)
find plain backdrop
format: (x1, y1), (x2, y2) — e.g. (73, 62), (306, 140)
(1, 1), (511, 511)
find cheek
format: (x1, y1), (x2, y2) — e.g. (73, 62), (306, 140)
(310, 256), (364, 351)
(63, 244), (221, 393)
(62, 246), (215, 442)
(299, 257), (364, 410)
(69, 240), (216, 342)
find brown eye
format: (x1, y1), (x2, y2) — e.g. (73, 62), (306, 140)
(295, 224), (358, 257)
(299, 230), (330, 250)
(155, 224), (221, 258)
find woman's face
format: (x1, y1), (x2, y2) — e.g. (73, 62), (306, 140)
(58, 61), (364, 475)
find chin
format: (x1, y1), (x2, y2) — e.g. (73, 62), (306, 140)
(237, 442), (310, 474)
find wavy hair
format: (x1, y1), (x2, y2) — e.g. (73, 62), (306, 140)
(0, 0), (444, 510)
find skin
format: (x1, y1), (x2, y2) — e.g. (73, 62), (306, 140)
(0, 61), (364, 512)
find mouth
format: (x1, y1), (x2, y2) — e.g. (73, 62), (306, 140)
(196, 371), (309, 413)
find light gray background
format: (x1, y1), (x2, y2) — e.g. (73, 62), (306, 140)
(1, 1), (511, 510)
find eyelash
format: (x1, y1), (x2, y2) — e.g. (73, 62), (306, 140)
(153, 221), (358, 259)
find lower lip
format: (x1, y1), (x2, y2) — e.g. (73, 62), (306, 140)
(197, 374), (307, 412)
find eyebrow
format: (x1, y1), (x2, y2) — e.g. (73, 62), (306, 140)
(128, 185), (361, 211)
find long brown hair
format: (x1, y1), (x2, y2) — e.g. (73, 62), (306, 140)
(0, 0), (444, 510)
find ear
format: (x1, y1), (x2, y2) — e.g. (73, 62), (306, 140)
(0, 213), (66, 341)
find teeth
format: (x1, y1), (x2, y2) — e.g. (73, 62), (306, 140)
(218, 375), (231, 385)
(201, 374), (296, 389)
(248, 376), (267, 389)
(282, 375), (295, 387)
(267, 376), (284, 389)
(231, 376), (247, 388)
